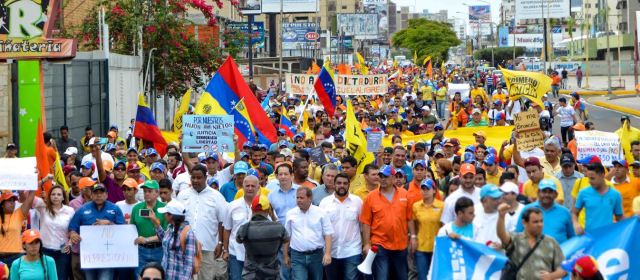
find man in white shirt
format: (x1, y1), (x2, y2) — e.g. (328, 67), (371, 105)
(283, 187), (333, 280)
(441, 163), (481, 224)
(556, 97), (577, 144)
(223, 175), (260, 280)
(499, 182), (524, 231)
(177, 164), (229, 280)
(81, 137), (114, 179)
(473, 184), (504, 250)
(318, 173), (362, 280)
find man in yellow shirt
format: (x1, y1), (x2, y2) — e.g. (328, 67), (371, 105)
(435, 81), (448, 119)
(421, 84), (434, 106)
(491, 86), (507, 104)
(522, 157), (564, 204)
(483, 154), (503, 185)
(351, 164), (380, 200)
(470, 83), (489, 104)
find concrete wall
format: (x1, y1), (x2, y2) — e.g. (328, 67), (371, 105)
(0, 64), (11, 154)
(105, 52), (144, 132)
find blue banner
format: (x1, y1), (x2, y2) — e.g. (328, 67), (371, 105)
(431, 237), (507, 279)
(498, 26), (509, 47)
(182, 115), (234, 153)
(561, 217), (640, 280)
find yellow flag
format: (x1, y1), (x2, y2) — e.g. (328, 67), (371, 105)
(345, 100), (375, 173)
(173, 88), (192, 133)
(195, 92), (227, 115)
(422, 55), (431, 66)
(53, 153), (69, 192)
(413, 51), (418, 65)
(356, 52), (369, 75)
(500, 67), (552, 108)
(392, 59), (398, 68)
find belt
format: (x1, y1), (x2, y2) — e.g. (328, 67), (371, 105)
(139, 242), (162, 249)
(293, 248), (323, 255)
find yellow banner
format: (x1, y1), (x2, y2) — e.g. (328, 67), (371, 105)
(173, 89), (192, 133)
(382, 126), (515, 150)
(500, 67), (552, 107)
(346, 100), (375, 173)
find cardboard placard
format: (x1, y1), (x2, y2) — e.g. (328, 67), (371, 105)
(366, 131), (384, 152)
(514, 110), (544, 151)
(308, 146), (328, 166)
(182, 115), (234, 153)
(575, 131), (622, 166)
(0, 157), (38, 190)
(513, 110), (539, 132)
(80, 225), (138, 269)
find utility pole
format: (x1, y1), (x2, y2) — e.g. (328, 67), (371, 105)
(278, 0), (283, 91)
(541, 0), (548, 72)
(605, 5), (612, 95)
(248, 15), (254, 79)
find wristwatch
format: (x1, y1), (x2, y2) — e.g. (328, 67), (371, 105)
(144, 238), (149, 244)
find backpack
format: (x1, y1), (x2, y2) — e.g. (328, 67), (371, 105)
(179, 225), (203, 275)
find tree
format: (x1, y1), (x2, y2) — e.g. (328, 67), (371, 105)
(473, 47), (525, 64)
(392, 19), (461, 64)
(74, 0), (239, 98)
(567, 18), (576, 57)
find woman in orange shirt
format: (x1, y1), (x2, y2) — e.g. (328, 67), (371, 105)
(0, 177), (44, 267)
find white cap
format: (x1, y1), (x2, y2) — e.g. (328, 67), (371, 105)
(157, 200), (186, 216)
(64, 147), (78, 156)
(88, 137), (97, 146)
(280, 148), (293, 158)
(472, 108), (482, 115)
(421, 105), (431, 111)
(500, 182), (519, 194)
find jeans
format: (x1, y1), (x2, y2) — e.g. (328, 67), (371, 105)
(414, 251), (433, 280)
(0, 253), (23, 269)
(290, 249), (324, 280)
(137, 246), (163, 276)
(43, 247), (71, 280)
(561, 125), (570, 144)
(278, 248), (291, 280)
(552, 85), (560, 97)
(577, 78), (582, 88)
(83, 268), (114, 280)
(228, 255), (245, 280)
(371, 247), (408, 280)
(436, 100), (446, 119)
(324, 254), (361, 280)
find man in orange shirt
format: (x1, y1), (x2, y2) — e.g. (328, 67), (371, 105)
(360, 165), (417, 280)
(551, 71), (561, 97)
(610, 160), (640, 217)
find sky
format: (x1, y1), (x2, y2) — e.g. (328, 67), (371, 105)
(391, 0), (502, 24)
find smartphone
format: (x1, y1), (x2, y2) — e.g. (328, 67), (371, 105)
(97, 137), (108, 145)
(139, 209), (150, 217)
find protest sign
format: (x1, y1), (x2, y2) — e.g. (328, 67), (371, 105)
(447, 83), (470, 99)
(182, 115), (234, 153)
(431, 236), (507, 279)
(80, 225), (138, 269)
(574, 131), (622, 166)
(514, 110), (544, 151)
(308, 146), (328, 166)
(561, 217), (640, 280)
(286, 74), (388, 95)
(366, 131), (384, 152)
(501, 68), (552, 108)
(0, 157), (37, 190)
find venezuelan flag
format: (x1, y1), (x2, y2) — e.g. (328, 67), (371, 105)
(202, 57), (277, 144)
(279, 114), (294, 138)
(233, 99), (257, 148)
(133, 94), (168, 156)
(314, 65), (337, 118)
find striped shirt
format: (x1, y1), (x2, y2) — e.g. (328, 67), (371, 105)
(156, 222), (196, 280)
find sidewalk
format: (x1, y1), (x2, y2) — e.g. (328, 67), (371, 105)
(586, 95), (640, 117)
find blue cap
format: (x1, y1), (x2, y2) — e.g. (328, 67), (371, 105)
(538, 178), (557, 191)
(146, 148), (158, 157)
(412, 160), (427, 169)
(293, 133), (305, 141)
(109, 124), (119, 131)
(257, 144), (268, 150)
(394, 169), (406, 176)
(465, 145), (476, 153)
(577, 155), (601, 165)
(462, 97), (470, 104)
(480, 184), (504, 199)
(204, 152), (218, 161)
(463, 152), (476, 163)
(126, 147), (138, 154)
(207, 177), (219, 187)
(105, 143), (116, 151)
(243, 141), (253, 148)
(81, 161), (95, 170)
(278, 140), (289, 147)
(390, 108), (398, 113)
(278, 128), (286, 135)
(434, 123), (444, 130)
(258, 162), (274, 176)
(114, 160), (127, 169)
(486, 146), (497, 155)
(234, 161), (249, 175)
(150, 162), (166, 172)
(420, 179), (435, 190)
(379, 165), (396, 177)
(240, 152), (249, 159)
(484, 154), (496, 165)
(247, 169), (260, 177)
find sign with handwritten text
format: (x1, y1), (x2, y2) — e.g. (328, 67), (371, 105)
(0, 157), (37, 190)
(575, 131), (622, 166)
(80, 225), (138, 269)
(514, 110), (544, 151)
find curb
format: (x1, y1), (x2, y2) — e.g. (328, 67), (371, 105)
(592, 101), (640, 117)
(559, 89), (636, 95)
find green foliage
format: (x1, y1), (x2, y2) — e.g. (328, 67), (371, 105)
(391, 18), (461, 63)
(73, 0), (231, 98)
(473, 47), (525, 62)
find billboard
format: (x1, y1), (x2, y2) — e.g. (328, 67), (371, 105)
(261, 0), (319, 13)
(362, 0), (389, 41)
(515, 0), (570, 21)
(330, 36), (353, 49)
(226, 22), (265, 47)
(506, 33), (564, 48)
(498, 26), (509, 47)
(468, 5), (492, 36)
(337, 14), (379, 39)
(239, 0), (262, 14)
(282, 22), (320, 50)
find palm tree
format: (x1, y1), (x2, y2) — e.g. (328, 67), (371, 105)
(567, 18), (575, 58)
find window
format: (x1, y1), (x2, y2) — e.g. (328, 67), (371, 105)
(341, 5), (347, 9)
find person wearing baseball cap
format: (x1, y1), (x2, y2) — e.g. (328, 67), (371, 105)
(474, 184), (504, 247)
(0, 188), (37, 267)
(131, 180), (167, 275)
(68, 181), (125, 279)
(116, 178), (140, 222)
(441, 163), (481, 224)
(498, 181), (524, 231)
(80, 161), (95, 178)
(412, 178), (443, 277)
(465, 108), (488, 127)
(556, 153), (583, 210)
(515, 178), (575, 244)
(473, 131), (487, 146)
(69, 177), (96, 210)
(220, 161), (249, 202)
(149, 162), (167, 182)
(150, 199), (197, 279)
(560, 254), (604, 280)
(484, 154), (503, 186)
(522, 157), (565, 204)
(609, 159), (639, 217)
(89, 143), (126, 204)
(4, 143), (17, 158)
(10, 229), (57, 279)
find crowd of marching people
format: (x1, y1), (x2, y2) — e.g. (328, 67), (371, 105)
(0, 62), (636, 280)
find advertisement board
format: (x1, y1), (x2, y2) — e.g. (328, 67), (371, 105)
(506, 33), (563, 49)
(226, 22), (265, 47)
(337, 14), (379, 39)
(515, 0), (570, 21)
(0, 0), (76, 59)
(468, 5), (492, 36)
(261, 0), (319, 13)
(362, 0), (388, 41)
(282, 22), (320, 50)
(239, 0), (262, 14)
(498, 26), (509, 47)
(330, 36), (353, 49)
